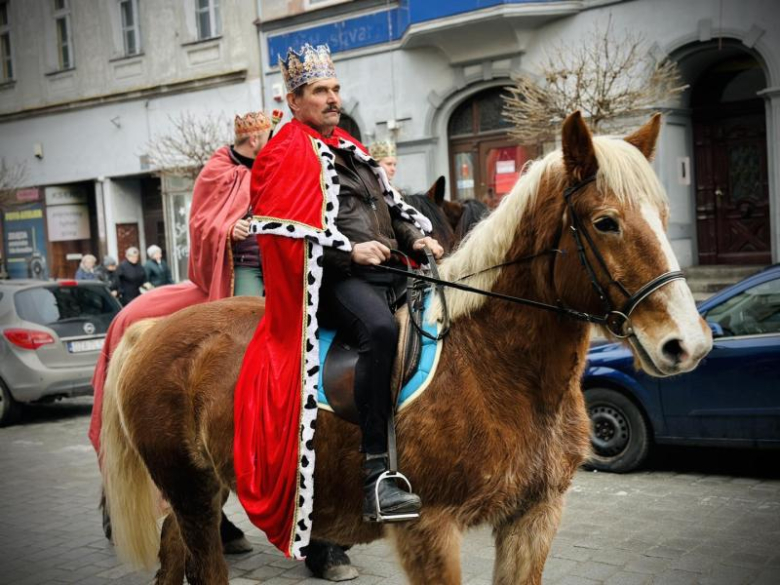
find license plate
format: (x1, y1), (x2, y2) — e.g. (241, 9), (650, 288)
(67, 338), (104, 353)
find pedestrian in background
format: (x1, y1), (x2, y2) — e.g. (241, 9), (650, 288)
(143, 245), (173, 288)
(96, 255), (119, 298)
(116, 247), (148, 305)
(75, 254), (99, 280)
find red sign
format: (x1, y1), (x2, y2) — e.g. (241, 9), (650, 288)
(15, 189), (40, 202)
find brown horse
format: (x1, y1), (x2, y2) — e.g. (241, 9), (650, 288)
(101, 112), (712, 584)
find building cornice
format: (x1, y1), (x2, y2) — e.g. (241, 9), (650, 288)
(0, 69), (248, 123)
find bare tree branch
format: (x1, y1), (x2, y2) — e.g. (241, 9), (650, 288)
(144, 111), (232, 179)
(0, 158), (28, 211)
(503, 20), (687, 145)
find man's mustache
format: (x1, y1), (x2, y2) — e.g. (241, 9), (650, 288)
(323, 107), (341, 114)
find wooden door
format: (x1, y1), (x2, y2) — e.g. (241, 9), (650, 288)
(116, 223), (140, 259)
(694, 112), (771, 264)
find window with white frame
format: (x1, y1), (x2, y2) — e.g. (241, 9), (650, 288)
(304, 0), (351, 9)
(195, 0), (220, 41)
(52, 0), (73, 70)
(119, 0), (141, 56)
(0, 0), (13, 81)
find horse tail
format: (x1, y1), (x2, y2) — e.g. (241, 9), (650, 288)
(100, 318), (162, 570)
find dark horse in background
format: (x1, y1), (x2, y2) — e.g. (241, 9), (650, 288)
(101, 112), (712, 584)
(406, 176), (489, 255)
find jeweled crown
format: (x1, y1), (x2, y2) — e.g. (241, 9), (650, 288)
(369, 140), (396, 160)
(279, 44), (337, 92)
(234, 111), (271, 137)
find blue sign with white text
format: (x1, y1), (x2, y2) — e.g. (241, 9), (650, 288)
(267, 0), (558, 66)
(2, 204), (49, 280)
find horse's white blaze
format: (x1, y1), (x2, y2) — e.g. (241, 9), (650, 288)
(633, 203), (712, 374)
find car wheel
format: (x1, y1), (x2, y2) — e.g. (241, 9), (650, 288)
(584, 387), (650, 473)
(0, 379), (22, 427)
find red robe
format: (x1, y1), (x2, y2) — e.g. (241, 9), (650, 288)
(89, 146), (251, 454)
(233, 119), (431, 558)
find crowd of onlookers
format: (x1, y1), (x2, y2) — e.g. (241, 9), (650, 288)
(74, 245), (173, 306)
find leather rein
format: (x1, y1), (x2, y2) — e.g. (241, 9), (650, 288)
(374, 175), (686, 339)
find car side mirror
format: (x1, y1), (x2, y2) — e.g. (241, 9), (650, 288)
(707, 320), (724, 338)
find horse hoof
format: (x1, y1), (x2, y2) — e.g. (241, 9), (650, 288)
(222, 536), (253, 554)
(304, 541), (359, 581)
(322, 565), (359, 582)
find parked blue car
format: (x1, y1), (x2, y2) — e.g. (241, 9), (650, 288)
(583, 264), (780, 472)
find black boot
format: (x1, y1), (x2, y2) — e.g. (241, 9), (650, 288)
(362, 454), (421, 522)
(220, 512), (253, 554)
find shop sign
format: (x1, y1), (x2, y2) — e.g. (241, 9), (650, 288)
(2, 204), (49, 279)
(46, 204), (91, 242)
(16, 188), (40, 202)
(45, 185), (88, 206)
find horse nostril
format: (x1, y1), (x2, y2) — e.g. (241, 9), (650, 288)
(661, 338), (688, 364)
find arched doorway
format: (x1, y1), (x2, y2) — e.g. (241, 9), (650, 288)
(692, 53), (770, 265)
(447, 87), (534, 207)
(338, 113), (361, 142)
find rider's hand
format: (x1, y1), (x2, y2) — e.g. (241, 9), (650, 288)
(351, 241), (391, 266)
(413, 237), (444, 260)
(231, 218), (251, 241)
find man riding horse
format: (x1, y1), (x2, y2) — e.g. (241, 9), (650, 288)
(233, 43), (443, 556)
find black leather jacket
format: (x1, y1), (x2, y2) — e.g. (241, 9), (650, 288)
(323, 148), (423, 277)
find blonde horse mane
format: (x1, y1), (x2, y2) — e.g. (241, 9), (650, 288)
(433, 136), (669, 322)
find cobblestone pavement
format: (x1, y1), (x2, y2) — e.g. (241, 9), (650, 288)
(1, 397), (779, 585)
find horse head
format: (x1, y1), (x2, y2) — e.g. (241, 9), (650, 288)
(551, 111), (712, 376)
(405, 177), (456, 254)
(438, 111), (711, 378)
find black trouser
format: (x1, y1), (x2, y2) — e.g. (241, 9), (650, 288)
(318, 275), (400, 455)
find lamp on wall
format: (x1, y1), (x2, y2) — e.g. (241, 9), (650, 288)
(33, 143), (44, 159)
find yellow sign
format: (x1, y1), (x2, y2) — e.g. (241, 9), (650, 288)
(5, 209), (44, 221)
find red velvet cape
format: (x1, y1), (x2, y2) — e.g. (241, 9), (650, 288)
(89, 146), (251, 454)
(234, 119), (432, 559)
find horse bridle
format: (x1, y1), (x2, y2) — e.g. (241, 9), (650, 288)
(375, 175), (686, 339)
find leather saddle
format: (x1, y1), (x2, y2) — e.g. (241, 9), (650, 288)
(322, 288), (425, 425)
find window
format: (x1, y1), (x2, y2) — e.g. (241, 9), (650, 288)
(0, 0), (13, 80)
(304, 0), (350, 9)
(52, 0), (73, 70)
(14, 285), (120, 338)
(119, 0), (140, 56)
(706, 278), (780, 337)
(195, 0), (220, 40)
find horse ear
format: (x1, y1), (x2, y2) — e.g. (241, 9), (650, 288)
(427, 176), (446, 206)
(625, 113), (662, 161)
(561, 111), (598, 181)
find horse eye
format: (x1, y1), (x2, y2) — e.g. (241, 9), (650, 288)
(594, 216), (620, 233)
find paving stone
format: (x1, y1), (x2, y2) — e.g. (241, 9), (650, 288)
(604, 571), (653, 585)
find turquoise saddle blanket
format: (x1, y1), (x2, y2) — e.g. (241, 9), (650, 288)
(317, 291), (442, 412)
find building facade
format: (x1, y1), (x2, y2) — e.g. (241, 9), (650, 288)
(258, 0), (780, 268)
(0, 0), (263, 280)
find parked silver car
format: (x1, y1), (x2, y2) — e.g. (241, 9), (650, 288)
(0, 279), (121, 425)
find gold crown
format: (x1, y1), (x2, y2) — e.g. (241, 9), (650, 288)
(369, 140), (396, 160)
(234, 111), (271, 137)
(279, 44), (337, 92)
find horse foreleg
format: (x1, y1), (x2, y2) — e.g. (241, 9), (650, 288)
(390, 510), (462, 585)
(492, 495), (564, 585)
(155, 514), (185, 585)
